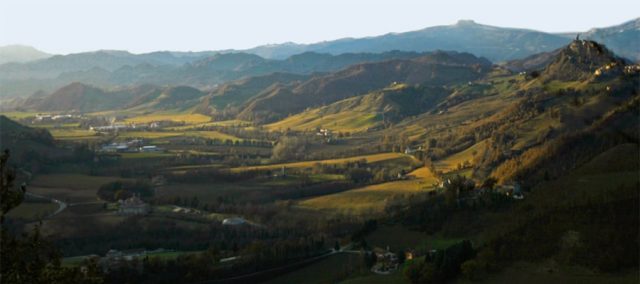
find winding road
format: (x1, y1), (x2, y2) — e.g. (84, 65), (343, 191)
(25, 192), (68, 218)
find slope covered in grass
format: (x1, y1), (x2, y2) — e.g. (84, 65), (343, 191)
(266, 84), (448, 132)
(299, 166), (438, 215)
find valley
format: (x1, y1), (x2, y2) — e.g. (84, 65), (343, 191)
(0, 16), (638, 284)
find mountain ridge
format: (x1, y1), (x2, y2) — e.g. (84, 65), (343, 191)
(0, 45), (51, 65)
(242, 18), (639, 62)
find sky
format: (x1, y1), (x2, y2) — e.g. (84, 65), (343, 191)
(1, 0), (638, 54)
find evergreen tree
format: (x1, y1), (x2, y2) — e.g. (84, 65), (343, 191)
(1, 150), (103, 283)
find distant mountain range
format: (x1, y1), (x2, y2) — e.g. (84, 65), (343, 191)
(243, 18), (639, 62)
(0, 45), (51, 65)
(5, 39), (639, 175)
(581, 18), (640, 62)
(0, 18), (637, 99)
(245, 20), (570, 61)
(6, 51), (490, 115)
(0, 50), (426, 98)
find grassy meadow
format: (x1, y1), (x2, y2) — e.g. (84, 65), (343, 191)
(166, 152), (415, 172)
(433, 140), (486, 174)
(6, 201), (58, 221)
(266, 110), (381, 133)
(29, 174), (132, 203)
(167, 120), (252, 130)
(231, 153), (416, 173)
(49, 128), (100, 140)
(123, 113), (212, 124)
(266, 254), (364, 284)
(116, 130), (241, 141)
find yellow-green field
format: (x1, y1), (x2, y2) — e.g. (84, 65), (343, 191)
(120, 152), (176, 159)
(433, 140), (487, 173)
(117, 130), (240, 141)
(511, 115), (558, 150)
(266, 110), (380, 133)
(537, 80), (586, 92)
(230, 153), (414, 173)
(396, 90), (518, 142)
(167, 120), (251, 130)
(31, 122), (81, 128)
(117, 131), (180, 139)
(0, 111), (40, 119)
(168, 152), (414, 172)
(124, 113), (212, 124)
(298, 166), (438, 215)
(29, 174), (132, 203)
(49, 128), (99, 140)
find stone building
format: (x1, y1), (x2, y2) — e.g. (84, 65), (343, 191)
(118, 194), (150, 215)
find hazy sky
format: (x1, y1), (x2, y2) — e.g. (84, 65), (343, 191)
(1, 0), (638, 54)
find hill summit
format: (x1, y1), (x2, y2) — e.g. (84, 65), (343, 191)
(541, 39), (626, 81)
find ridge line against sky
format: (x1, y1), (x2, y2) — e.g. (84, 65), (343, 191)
(1, 0), (638, 54)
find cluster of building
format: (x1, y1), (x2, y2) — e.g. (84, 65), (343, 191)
(316, 128), (336, 143)
(497, 183), (524, 200)
(90, 122), (152, 132)
(99, 140), (162, 153)
(34, 113), (81, 123)
(404, 146), (424, 155)
(86, 248), (170, 273)
(222, 217), (247, 226)
(623, 64), (640, 75)
(438, 179), (525, 200)
(89, 120), (173, 133)
(371, 247), (399, 275)
(593, 61), (626, 78)
(172, 206), (200, 214)
(316, 128), (332, 137)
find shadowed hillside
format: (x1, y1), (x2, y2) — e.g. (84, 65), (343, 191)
(0, 115), (70, 166)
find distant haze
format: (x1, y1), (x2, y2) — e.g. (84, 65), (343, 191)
(1, 0), (639, 54)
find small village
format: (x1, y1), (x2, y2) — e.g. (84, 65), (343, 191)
(99, 140), (163, 154)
